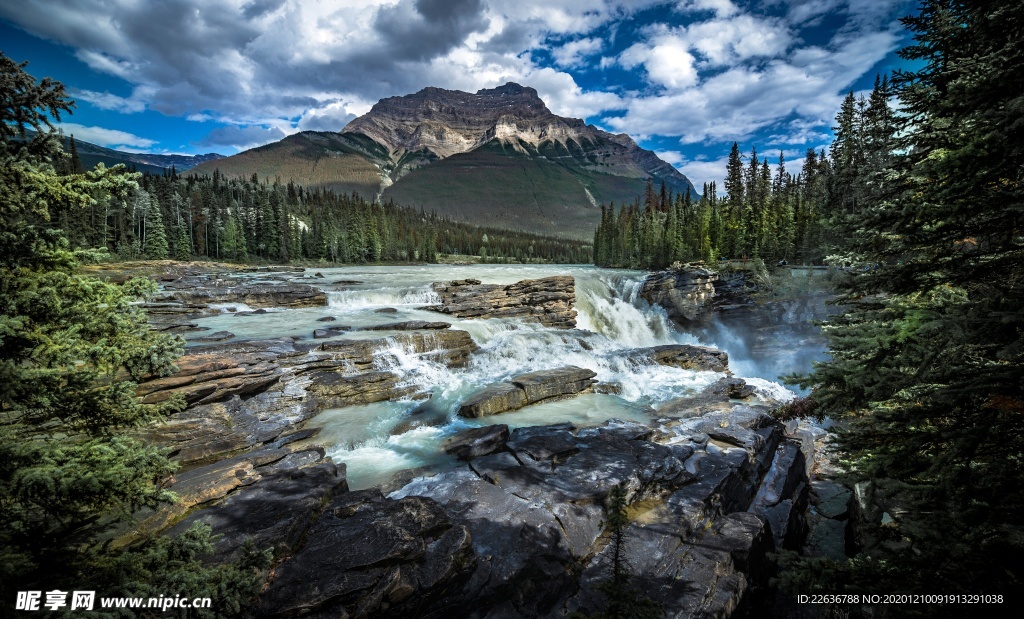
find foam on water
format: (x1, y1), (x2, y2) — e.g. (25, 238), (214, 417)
(328, 287), (441, 309)
(203, 265), (825, 489)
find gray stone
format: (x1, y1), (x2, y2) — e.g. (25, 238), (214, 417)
(256, 490), (474, 618)
(457, 366), (596, 418)
(426, 276), (577, 328)
(443, 425), (510, 460)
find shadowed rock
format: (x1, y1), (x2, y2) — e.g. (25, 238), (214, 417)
(444, 425), (510, 460)
(255, 490), (475, 618)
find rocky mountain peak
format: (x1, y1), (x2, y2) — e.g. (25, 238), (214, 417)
(341, 82), (573, 159)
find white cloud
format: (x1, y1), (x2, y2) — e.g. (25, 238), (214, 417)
(606, 16), (901, 144)
(621, 35), (698, 89)
(71, 88), (148, 113)
(551, 37), (603, 68)
(677, 156), (730, 189)
(676, 0), (739, 17)
(2, 0), (908, 157)
(57, 122), (156, 148)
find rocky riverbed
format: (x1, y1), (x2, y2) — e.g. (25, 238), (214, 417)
(107, 261), (844, 618)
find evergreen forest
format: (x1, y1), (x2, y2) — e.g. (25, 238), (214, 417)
(54, 165), (592, 266)
(593, 77), (896, 269)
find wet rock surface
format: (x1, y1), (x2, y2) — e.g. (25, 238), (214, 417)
(457, 366), (597, 417)
(135, 331), (478, 464)
(424, 276), (577, 328)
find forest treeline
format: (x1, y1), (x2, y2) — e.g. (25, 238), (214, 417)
(593, 75), (895, 269)
(53, 165), (592, 265)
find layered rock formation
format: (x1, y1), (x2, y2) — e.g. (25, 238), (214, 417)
(457, 366), (597, 418)
(135, 332), (478, 465)
(425, 276), (577, 327)
(641, 264), (721, 323)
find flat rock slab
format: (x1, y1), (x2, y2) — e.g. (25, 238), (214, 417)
(458, 366), (597, 417)
(426, 276), (577, 328)
(358, 321), (451, 331)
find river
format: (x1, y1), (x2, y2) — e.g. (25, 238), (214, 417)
(190, 264), (827, 490)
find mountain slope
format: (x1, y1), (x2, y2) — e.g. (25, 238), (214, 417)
(44, 131), (223, 173)
(190, 83), (696, 239)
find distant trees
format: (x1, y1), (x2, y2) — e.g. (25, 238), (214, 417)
(593, 76), (897, 270)
(51, 169), (591, 265)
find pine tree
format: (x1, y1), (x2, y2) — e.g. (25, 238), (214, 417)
(68, 133), (82, 173)
(784, 0), (1024, 596)
(0, 53), (269, 607)
(142, 193), (169, 259)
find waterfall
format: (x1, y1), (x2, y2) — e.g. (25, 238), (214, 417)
(574, 272), (693, 348)
(200, 264), (816, 489)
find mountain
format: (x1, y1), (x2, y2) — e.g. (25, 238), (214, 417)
(65, 135), (223, 173)
(189, 83), (696, 239)
(24, 130), (222, 174)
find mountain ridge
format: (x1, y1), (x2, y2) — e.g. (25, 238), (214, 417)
(190, 83), (696, 239)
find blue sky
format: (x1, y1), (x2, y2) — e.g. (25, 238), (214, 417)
(0, 0), (914, 187)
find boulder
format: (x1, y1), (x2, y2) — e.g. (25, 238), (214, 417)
(425, 276), (577, 328)
(457, 366), (597, 418)
(443, 425), (510, 460)
(312, 326), (351, 339)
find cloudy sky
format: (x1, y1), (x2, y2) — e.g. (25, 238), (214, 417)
(1, 0), (914, 187)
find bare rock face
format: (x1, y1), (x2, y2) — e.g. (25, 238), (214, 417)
(640, 264), (720, 323)
(425, 276), (577, 328)
(457, 366), (597, 418)
(256, 490), (475, 618)
(342, 82), (695, 190)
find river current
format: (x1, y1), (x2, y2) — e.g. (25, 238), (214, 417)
(192, 265), (823, 489)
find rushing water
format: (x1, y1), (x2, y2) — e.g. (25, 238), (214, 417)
(192, 265), (824, 489)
